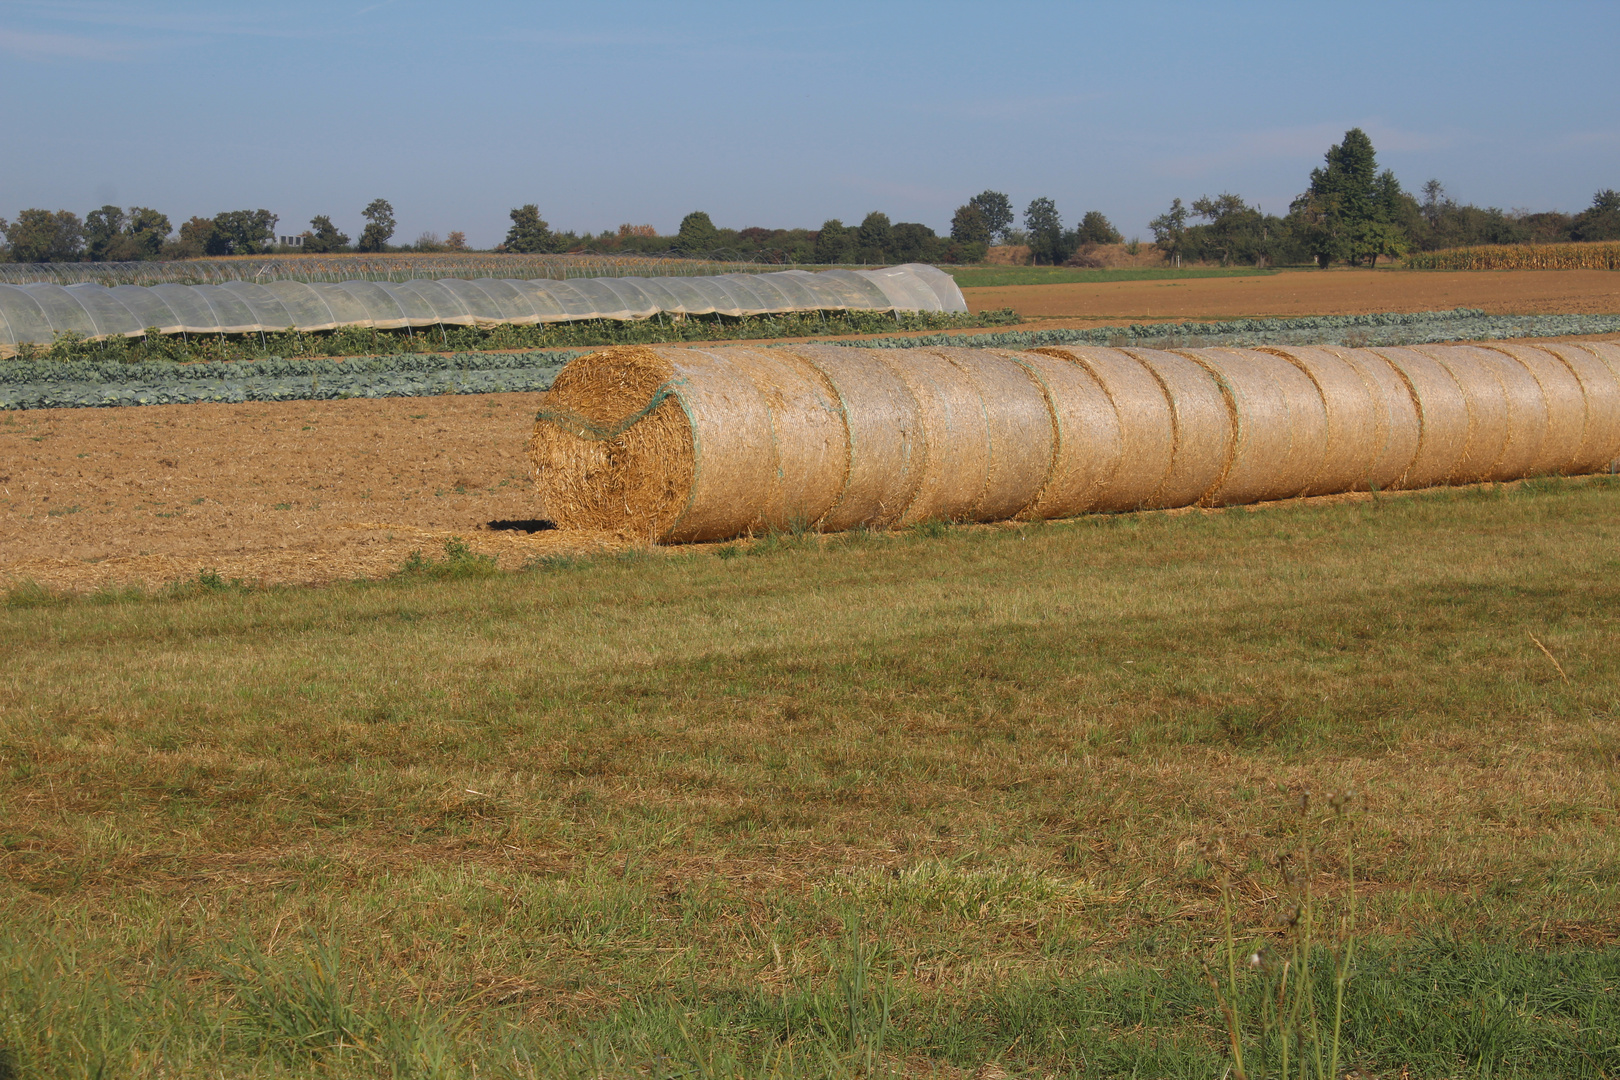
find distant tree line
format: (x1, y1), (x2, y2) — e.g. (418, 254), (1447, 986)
(1149, 128), (1620, 269)
(0, 197), (467, 262)
(497, 206), (996, 265)
(6, 146), (1616, 268)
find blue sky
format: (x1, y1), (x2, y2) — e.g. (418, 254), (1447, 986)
(2, 0), (1616, 248)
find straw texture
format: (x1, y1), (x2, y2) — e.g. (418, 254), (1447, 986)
(875, 349), (995, 524)
(1263, 347), (1381, 495)
(1482, 345), (1586, 475)
(923, 347), (1055, 522)
(1032, 347), (1176, 511)
(528, 346), (695, 538)
(1316, 346), (1423, 491)
(1540, 343), (1620, 472)
(531, 341), (1620, 544)
(1368, 347), (1471, 488)
(1186, 347), (1327, 505)
(1004, 349), (1125, 519)
(1125, 349), (1234, 508)
(775, 344), (925, 530)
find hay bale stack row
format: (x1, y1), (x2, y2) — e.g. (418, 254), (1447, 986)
(529, 341), (1620, 542)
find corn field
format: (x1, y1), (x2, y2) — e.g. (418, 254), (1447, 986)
(1405, 241), (1620, 271)
(0, 252), (864, 288)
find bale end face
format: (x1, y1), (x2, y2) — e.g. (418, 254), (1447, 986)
(528, 347), (695, 539)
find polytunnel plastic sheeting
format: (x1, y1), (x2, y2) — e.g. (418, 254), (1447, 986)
(615, 277), (684, 316)
(858, 265), (947, 313)
(817, 270), (897, 310)
(109, 285), (184, 333)
(64, 284), (144, 338)
(217, 282), (297, 332)
(0, 266), (966, 353)
(699, 278), (754, 318)
(721, 274), (782, 314)
(330, 281), (411, 329)
(589, 278), (661, 320)
(650, 276), (719, 316)
(565, 278), (639, 321)
(427, 279), (507, 325)
(389, 280), (475, 327)
(17, 284), (100, 339)
(459, 279), (538, 324)
(371, 281), (446, 326)
(504, 280), (572, 322)
(298, 283), (373, 330)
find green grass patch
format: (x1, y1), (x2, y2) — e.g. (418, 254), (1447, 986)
(948, 266), (1281, 288)
(4, 478), (1620, 1076)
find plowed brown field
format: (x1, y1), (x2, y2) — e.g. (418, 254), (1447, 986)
(5, 267), (1619, 591)
(960, 267), (1620, 325)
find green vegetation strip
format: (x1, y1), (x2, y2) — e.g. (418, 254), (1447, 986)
(947, 265), (1281, 288)
(850, 307), (1620, 352)
(7, 308), (1620, 410)
(4, 478), (1620, 1077)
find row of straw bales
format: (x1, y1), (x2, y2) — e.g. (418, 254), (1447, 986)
(528, 341), (1620, 542)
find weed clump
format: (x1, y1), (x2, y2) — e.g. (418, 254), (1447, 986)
(395, 538), (500, 580)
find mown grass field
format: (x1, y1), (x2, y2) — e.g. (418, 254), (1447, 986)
(4, 478), (1620, 1078)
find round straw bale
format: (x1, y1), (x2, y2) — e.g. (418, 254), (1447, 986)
(1001, 349), (1124, 519)
(1126, 349), (1235, 507)
(670, 346), (849, 539)
(1180, 348), (1326, 505)
(1367, 347), (1471, 487)
(874, 348), (994, 524)
(1032, 347), (1175, 511)
(1260, 347), (1381, 495)
(529, 346), (695, 537)
(774, 344), (926, 530)
(922, 347), (1055, 521)
(1407, 345), (1526, 483)
(1479, 344), (1586, 475)
(1538, 343), (1620, 472)
(1313, 346), (1422, 491)
(529, 344), (849, 543)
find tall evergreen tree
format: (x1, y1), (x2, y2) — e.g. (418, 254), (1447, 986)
(503, 205), (553, 253)
(1291, 128), (1409, 266)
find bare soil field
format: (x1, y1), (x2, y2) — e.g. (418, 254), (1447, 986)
(5, 267), (1619, 592)
(961, 267), (1620, 325)
(0, 394), (622, 592)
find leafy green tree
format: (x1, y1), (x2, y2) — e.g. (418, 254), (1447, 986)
(1024, 197), (1065, 265)
(967, 191), (1014, 242)
(302, 214), (350, 253)
(4, 209), (85, 262)
(357, 199), (395, 253)
(125, 208), (171, 259)
(673, 211), (718, 256)
(85, 205), (126, 261)
(888, 222), (940, 263)
(1350, 220), (1409, 268)
(1149, 199), (1189, 265)
(209, 209), (278, 255)
(950, 204), (991, 247)
(503, 205), (553, 253)
(1077, 210), (1122, 245)
(814, 219), (854, 263)
(856, 212), (892, 262)
(170, 216), (216, 259)
(1572, 189), (1620, 241)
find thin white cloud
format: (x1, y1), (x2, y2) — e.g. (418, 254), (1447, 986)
(0, 27), (140, 59)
